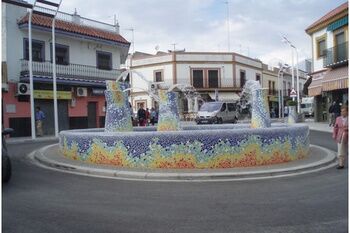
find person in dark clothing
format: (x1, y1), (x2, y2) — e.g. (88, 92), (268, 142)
(137, 104), (146, 127)
(333, 101), (341, 118)
(329, 101), (336, 126)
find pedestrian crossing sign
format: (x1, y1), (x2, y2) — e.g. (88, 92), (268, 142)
(290, 88), (297, 98)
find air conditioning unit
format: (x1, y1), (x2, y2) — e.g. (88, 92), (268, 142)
(76, 87), (88, 97)
(17, 83), (30, 95)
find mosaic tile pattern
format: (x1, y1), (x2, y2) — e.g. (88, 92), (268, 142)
(251, 89), (271, 128)
(157, 90), (181, 131)
(104, 81), (133, 132)
(59, 124), (310, 169)
(288, 106), (297, 124)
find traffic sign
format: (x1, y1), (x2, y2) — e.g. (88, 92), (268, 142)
(290, 88), (297, 98)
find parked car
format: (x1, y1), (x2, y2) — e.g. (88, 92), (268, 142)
(195, 101), (239, 124)
(2, 128), (13, 183)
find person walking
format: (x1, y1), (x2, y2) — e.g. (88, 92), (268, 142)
(150, 107), (157, 126)
(333, 100), (341, 118)
(329, 101), (336, 126)
(145, 108), (150, 126)
(137, 104), (146, 127)
(333, 106), (348, 169)
(35, 106), (45, 136)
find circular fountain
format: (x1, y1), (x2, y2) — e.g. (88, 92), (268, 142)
(59, 73), (309, 169)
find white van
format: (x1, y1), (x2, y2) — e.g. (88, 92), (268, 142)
(301, 97), (314, 117)
(195, 101), (239, 124)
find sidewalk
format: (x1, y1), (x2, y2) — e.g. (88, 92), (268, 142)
(7, 119), (331, 144)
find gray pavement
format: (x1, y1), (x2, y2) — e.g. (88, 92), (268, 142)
(2, 130), (347, 233)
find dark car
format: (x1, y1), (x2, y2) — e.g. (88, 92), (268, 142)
(2, 128), (13, 183)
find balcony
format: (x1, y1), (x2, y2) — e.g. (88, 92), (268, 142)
(20, 60), (122, 81)
(173, 78), (241, 91)
(323, 42), (348, 68)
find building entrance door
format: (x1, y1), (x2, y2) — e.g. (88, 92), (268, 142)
(87, 102), (97, 128)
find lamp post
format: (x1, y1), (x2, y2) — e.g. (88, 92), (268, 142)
(282, 36), (300, 113)
(125, 28), (135, 54)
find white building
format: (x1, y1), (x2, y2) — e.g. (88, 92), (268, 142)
(129, 51), (263, 115)
(2, 1), (130, 136)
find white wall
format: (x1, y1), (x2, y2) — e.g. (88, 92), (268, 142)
(5, 3), (124, 82)
(176, 53), (232, 62)
(312, 28), (328, 72)
(235, 64), (262, 87)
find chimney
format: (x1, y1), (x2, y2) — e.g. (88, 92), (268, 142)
(72, 8), (81, 25)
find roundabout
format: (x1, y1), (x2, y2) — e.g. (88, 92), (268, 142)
(31, 142), (336, 181)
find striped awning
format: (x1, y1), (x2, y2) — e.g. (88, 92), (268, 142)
(327, 16), (348, 31)
(322, 66), (348, 91)
(308, 70), (327, 96)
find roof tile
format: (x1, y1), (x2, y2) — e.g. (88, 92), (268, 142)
(18, 13), (130, 45)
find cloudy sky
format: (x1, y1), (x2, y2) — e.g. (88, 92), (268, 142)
(33, 0), (346, 65)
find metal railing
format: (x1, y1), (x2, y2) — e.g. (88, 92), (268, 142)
(32, 6), (118, 33)
(174, 78), (239, 89)
(20, 59), (122, 80)
(323, 42), (348, 67)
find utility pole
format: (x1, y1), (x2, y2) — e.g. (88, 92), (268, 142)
(224, 0), (230, 52)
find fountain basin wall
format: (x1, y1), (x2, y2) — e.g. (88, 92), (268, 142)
(59, 124), (309, 169)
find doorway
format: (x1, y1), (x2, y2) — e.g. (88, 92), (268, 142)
(87, 102), (97, 128)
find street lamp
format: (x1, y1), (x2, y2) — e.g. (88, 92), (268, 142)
(282, 36), (301, 113)
(278, 63), (290, 119)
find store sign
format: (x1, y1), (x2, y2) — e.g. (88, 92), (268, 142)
(34, 90), (72, 100)
(92, 88), (105, 96)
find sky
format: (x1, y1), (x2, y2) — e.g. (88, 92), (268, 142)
(31, 0), (347, 66)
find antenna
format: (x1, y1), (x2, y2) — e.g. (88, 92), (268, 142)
(171, 43), (177, 51)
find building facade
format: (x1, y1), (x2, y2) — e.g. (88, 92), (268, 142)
(129, 51), (263, 116)
(306, 2), (348, 122)
(2, 1), (130, 136)
(129, 51), (306, 117)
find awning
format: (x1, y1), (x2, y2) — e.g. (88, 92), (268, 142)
(208, 92), (240, 101)
(308, 70), (327, 96)
(20, 75), (108, 87)
(322, 66), (348, 91)
(327, 16), (348, 31)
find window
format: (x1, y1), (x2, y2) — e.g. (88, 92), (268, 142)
(256, 74), (261, 84)
(268, 80), (272, 95)
(316, 36), (326, 58)
(154, 71), (163, 82)
(220, 103), (227, 112)
(208, 70), (219, 88)
(97, 51), (112, 70)
(227, 103), (236, 112)
(272, 81), (275, 94)
(192, 70), (204, 88)
(240, 70), (246, 88)
(50, 44), (69, 65)
(24, 38), (45, 62)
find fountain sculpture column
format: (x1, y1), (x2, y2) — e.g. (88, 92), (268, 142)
(104, 81), (133, 132)
(251, 88), (271, 128)
(157, 90), (181, 131)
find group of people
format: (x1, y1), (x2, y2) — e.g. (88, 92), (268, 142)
(270, 106), (290, 118)
(136, 104), (158, 127)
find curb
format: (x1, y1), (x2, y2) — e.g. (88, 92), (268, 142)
(30, 144), (337, 182)
(7, 137), (58, 145)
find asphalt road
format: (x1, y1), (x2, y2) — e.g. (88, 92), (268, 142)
(2, 130), (348, 233)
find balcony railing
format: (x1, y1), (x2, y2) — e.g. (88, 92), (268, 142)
(323, 42), (348, 68)
(20, 60), (122, 80)
(173, 78), (241, 90)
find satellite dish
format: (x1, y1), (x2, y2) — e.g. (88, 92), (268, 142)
(155, 45), (160, 51)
